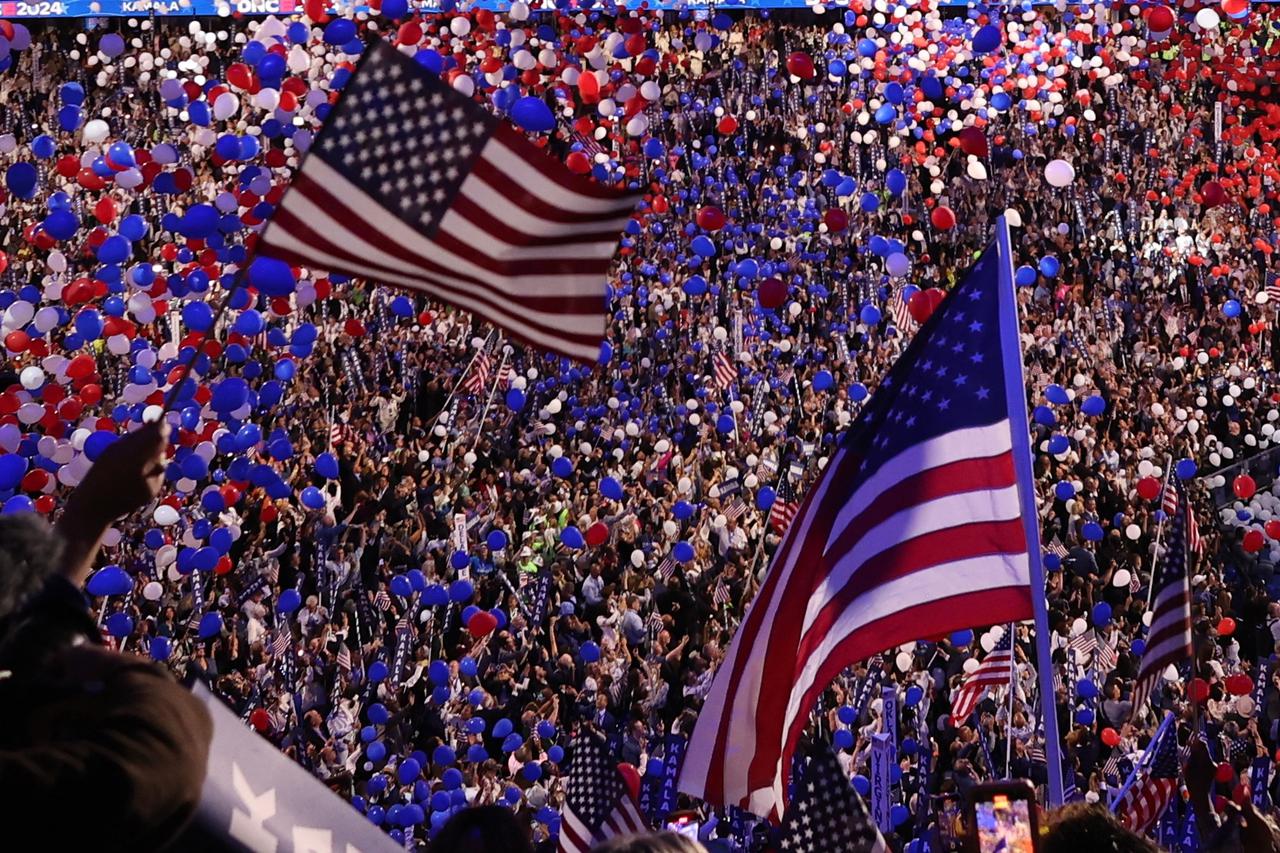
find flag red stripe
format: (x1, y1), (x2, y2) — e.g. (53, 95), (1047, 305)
(825, 452), (1017, 560)
(469, 156), (634, 225)
(266, 203), (602, 347)
(448, 190), (630, 248)
(490, 122), (634, 202)
(777, 588), (1031, 812)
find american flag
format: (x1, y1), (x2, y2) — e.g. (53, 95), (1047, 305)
(713, 350), (737, 390)
(1131, 480), (1193, 721)
(255, 40), (640, 363)
(680, 227), (1039, 819)
(329, 420), (351, 448)
(1094, 635), (1118, 674)
(656, 555), (677, 581)
(1115, 718), (1180, 834)
(496, 361), (513, 390)
(951, 630), (1016, 722)
(722, 499), (748, 524)
(1046, 537), (1069, 558)
(768, 475), (799, 535)
(464, 347), (493, 396)
(269, 625), (291, 659)
(558, 733), (649, 853)
(1067, 630), (1097, 666)
(335, 643), (352, 672)
(1161, 481), (1202, 554)
(1265, 272), (1280, 306)
(373, 589), (392, 611)
(777, 742), (887, 853)
(890, 288), (915, 335)
(713, 579), (731, 608)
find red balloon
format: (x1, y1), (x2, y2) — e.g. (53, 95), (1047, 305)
(1147, 6), (1175, 34)
(758, 277), (787, 310)
(93, 197), (117, 224)
(467, 610), (498, 638)
(1226, 673), (1253, 695)
(1233, 474), (1257, 500)
(249, 708), (272, 733)
(716, 115), (738, 135)
(1136, 477), (1161, 501)
(930, 206), (956, 230)
(1243, 530), (1265, 553)
(566, 151), (592, 175)
(1188, 677), (1211, 703)
(4, 330), (30, 352)
(1100, 727), (1120, 748)
(1215, 762), (1235, 784)
(616, 763), (642, 801)
(1218, 617), (1237, 636)
(1233, 782), (1252, 806)
(908, 288), (946, 324)
(696, 206), (727, 232)
(785, 51), (815, 80)
(1266, 520), (1280, 540)
(823, 208), (849, 233)
(585, 521), (609, 548)
(1201, 180), (1229, 210)
(956, 127), (989, 158)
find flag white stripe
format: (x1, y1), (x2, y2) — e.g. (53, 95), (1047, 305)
(285, 160), (611, 300)
(482, 136), (641, 216)
(265, 204), (601, 360)
(558, 805), (593, 853)
(826, 422), (1015, 548)
(812, 484), (1024, 632)
(681, 447), (852, 809)
(454, 173), (634, 245)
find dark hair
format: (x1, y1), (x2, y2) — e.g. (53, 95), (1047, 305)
(428, 805), (533, 853)
(590, 832), (706, 853)
(0, 514), (63, 622)
(1041, 803), (1161, 853)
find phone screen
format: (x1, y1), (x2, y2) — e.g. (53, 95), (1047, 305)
(975, 794), (1034, 853)
(665, 818), (700, 839)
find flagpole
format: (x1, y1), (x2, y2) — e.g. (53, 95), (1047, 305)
(995, 215), (1065, 806)
(1145, 456), (1175, 613)
(1005, 623), (1017, 778)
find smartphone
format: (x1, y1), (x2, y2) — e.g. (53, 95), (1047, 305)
(965, 781), (1040, 853)
(664, 810), (701, 839)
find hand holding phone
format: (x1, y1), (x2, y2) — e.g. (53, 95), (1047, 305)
(966, 781), (1040, 853)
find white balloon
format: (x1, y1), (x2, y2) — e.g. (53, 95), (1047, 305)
(1125, 524), (1141, 541)
(630, 549), (645, 568)
(1112, 569), (1132, 588)
(1071, 617), (1087, 637)
(19, 366), (44, 390)
(83, 118), (110, 144)
(1044, 159), (1076, 187)
(896, 651), (913, 672)
(154, 504), (180, 526)
(962, 657), (981, 674)
(143, 581), (164, 601)
(1195, 8), (1220, 29)
(662, 519), (678, 538)
(886, 253), (910, 278)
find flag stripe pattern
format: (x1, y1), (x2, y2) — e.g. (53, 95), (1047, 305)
(714, 350), (737, 390)
(558, 733), (649, 853)
(257, 40), (640, 363)
(768, 474), (799, 535)
(680, 232), (1036, 820)
(1131, 481), (1193, 720)
(951, 630), (1015, 721)
(464, 348), (492, 396)
(1115, 719), (1180, 833)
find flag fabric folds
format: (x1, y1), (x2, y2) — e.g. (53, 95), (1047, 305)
(777, 741), (887, 853)
(950, 630), (1016, 722)
(1114, 718), (1180, 834)
(680, 232), (1039, 820)
(559, 733), (649, 853)
(1130, 481), (1193, 720)
(256, 39), (641, 363)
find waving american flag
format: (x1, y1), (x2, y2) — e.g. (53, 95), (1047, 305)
(257, 39), (641, 362)
(559, 733), (648, 853)
(680, 222), (1041, 819)
(1131, 481), (1193, 721)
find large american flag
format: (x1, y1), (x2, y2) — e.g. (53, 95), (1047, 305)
(777, 742), (887, 853)
(1131, 480), (1193, 721)
(558, 733), (649, 853)
(256, 40), (641, 363)
(1114, 717), (1180, 834)
(680, 228), (1039, 819)
(951, 630), (1016, 722)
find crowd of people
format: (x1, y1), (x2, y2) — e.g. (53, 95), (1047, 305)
(2, 1), (1280, 850)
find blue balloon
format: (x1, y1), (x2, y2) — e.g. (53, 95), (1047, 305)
(885, 168), (907, 196)
(600, 477), (624, 501)
(368, 661), (389, 682)
(323, 18), (357, 45)
(511, 96), (555, 133)
(1175, 458), (1198, 480)
(552, 456), (573, 478)
(581, 641), (601, 663)
(487, 529), (508, 551)
(300, 486), (325, 509)
(0, 455), (27, 490)
(1044, 384), (1070, 405)
(1074, 708), (1095, 726)
(834, 729), (855, 750)
(1223, 299), (1242, 319)
(561, 526), (585, 549)
(1092, 602), (1112, 627)
(6, 162), (38, 200)
(849, 383), (869, 402)
(972, 25), (1002, 54)
(1015, 265), (1038, 286)
(366, 741), (387, 762)
(87, 565), (132, 596)
(905, 685), (924, 707)
(1081, 395), (1106, 417)
(493, 718), (514, 739)
(249, 257), (296, 297)
(950, 629), (974, 647)
(757, 486), (776, 510)
(691, 235), (717, 257)
(43, 209), (79, 240)
(1054, 481), (1075, 501)
(673, 541), (695, 563)
(198, 612), (223, 639)
(1038, 256), (1060, 278)
(397, 758), (421, 785)
(1082, 521), (1104, 542)
(505, 388), (526, 411)
(315, 452), (339, 480)
(1131, 639), (1146, 656)
(837, 705), (857, 724)
(853, 775), (871, 796)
